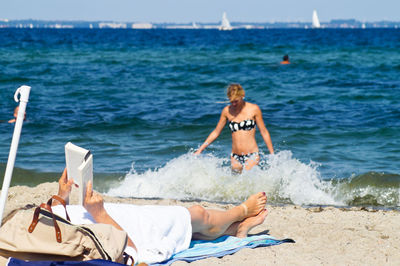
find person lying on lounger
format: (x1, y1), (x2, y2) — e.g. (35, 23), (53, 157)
(54, 168), (269, 264)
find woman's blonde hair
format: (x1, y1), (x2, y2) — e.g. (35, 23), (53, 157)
(227, 84), (245, 101)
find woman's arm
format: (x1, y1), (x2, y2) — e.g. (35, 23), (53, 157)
(84, 181), (137, 251)
(55, 169), (137, 262)
(254, 105), (274, 154)
(194, 107), (228, 155)
(56, 169), (131, 239)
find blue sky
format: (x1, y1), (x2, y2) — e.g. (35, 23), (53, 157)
(2, 0), (400, 23)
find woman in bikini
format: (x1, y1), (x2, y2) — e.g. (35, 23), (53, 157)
(194, 84), (274, 172)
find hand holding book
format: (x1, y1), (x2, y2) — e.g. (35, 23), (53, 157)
(65, 142), (93, 205)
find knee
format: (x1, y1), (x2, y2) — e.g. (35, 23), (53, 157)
(189, 205), (210, 227)
(231, 164), (243, 173)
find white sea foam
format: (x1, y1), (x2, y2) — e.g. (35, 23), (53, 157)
(106, 150), (343, 206)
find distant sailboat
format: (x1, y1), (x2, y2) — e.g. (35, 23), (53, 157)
(219, 12), (233, 31)
(312, 10), (321, 28)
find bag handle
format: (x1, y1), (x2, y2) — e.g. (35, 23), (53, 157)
(123, 252), (135, 266)
(28, 195), (70, 243)
(50, 195), (71, 222)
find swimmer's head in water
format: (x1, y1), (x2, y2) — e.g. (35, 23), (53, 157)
(227, 84), (245, 102)
(283, 54), (289, 61)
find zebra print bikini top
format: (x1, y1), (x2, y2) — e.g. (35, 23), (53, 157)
(228, 119), (256, 132)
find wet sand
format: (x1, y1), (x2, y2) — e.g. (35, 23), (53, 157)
(3, 182), (400, 265)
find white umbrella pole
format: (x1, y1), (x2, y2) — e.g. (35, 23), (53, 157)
(0, 85), (31, 226)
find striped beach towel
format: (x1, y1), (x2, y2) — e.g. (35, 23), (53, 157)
(153, 234), (295, 266)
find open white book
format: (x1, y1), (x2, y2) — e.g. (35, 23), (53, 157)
(65, 142), (93, 205)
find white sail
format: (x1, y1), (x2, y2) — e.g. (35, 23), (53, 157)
(219, 12), (232, 31)
(312, 10), (321, 28)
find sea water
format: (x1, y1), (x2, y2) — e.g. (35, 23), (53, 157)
(0, 29), (399, 208)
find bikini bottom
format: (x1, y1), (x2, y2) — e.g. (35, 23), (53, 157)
(230, 152), (259, 165)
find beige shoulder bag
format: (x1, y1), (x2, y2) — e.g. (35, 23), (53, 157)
(0, 195), (128, 264)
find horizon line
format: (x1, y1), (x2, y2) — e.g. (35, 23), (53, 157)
(1, 18), (399, 24)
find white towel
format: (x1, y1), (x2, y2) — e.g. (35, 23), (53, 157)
(52, 203), (192, 264)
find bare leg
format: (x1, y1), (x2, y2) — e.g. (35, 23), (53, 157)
(229, 209), (268, 238)
(244, 154), (260, 171)
(194, 209), (268, 240)
(231, 156), (243, 173)
(189, 192), (267, 240)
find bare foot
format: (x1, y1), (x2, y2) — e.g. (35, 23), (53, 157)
(240, 192), (267, 219)
(236, 209), (268, 238)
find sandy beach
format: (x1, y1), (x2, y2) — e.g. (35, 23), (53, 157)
(3, 182), (400, 265)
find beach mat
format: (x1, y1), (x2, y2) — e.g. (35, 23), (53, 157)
(7, 259), (125, 266)
(153, 234), (295, 266)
